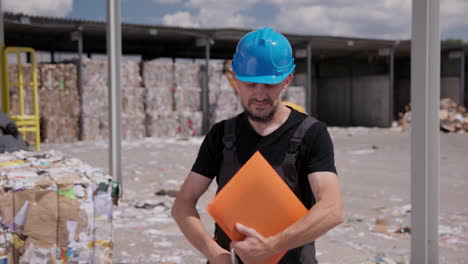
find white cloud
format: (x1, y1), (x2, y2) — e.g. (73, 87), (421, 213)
(3, 0), (73, 17)
(271, 0), (412, 39)
(269, 0), (467, 40)
(441, 0), (468, 31)
(161, 0), (259, 28)
(157, 0), (468, 40)
(162, 11), (201, 28)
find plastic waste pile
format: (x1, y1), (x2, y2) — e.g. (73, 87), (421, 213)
(0, 150), (118, 263)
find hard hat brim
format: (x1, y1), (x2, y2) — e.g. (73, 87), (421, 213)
(235, 68), (295, 85)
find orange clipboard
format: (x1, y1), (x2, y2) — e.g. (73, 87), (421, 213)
(206, 151), (308, 264)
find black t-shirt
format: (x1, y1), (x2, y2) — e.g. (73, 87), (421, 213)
(192, 108), (337, 183)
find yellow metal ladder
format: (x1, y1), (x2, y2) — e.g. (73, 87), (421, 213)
(1, 47), (40, 151)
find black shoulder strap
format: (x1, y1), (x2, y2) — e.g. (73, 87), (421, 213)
(288, 116), (318, 154)
(223, 117), (236, 151)
(282, 116), (318, 196)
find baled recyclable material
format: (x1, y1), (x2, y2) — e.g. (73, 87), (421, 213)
(0, 150), (116, 263)
(285, 86), (306, 110)
(143, 60), (204, 137)
(178, 111), (202, 137)
(6, 58), (252, 140)
(143, 60), (174, 113)
(205, 61), (242, 125)
(39, 64), (80, 143)
(81, 59), (146, 141)
(174, 62), (201, 112)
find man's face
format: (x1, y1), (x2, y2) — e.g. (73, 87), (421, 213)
(235, 75), (292, 123)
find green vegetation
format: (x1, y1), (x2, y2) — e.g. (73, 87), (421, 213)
(442, 38), (464, 45)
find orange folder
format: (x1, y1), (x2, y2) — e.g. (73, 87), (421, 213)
(207, 151), (308, 264)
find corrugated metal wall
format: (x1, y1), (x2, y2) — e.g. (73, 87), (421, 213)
(317, 75), (390, 127)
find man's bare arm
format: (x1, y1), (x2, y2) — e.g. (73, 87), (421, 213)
(272, 171), (344, 250)
(171, 171), (231, 263)
(231, 171), (344, 262)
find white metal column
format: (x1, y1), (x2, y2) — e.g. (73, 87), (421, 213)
(107, 0), (122, 189)
(411, 0), (440, 263)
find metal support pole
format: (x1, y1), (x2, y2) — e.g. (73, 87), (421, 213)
(50, 50), (55, 63)
(306, 41), (313, 116)
(202, 37), (211, 134)
(106, 0), (122, 189)
(460, 50), (465, 107)
(77, 29), (84, 140)
(389, 47), (395, 126)
(411, 0), (440, 263)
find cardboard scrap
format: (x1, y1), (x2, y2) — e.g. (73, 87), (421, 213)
(397, 98), (468, 132)
(23, 191), (58, 248)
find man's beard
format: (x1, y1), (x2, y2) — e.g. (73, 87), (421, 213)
(243, 98), (278, 123)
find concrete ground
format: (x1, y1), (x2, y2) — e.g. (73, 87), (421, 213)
(42, 127), (468, 264)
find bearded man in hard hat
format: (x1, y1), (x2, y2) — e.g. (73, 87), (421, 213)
(172, 26), (344, 264)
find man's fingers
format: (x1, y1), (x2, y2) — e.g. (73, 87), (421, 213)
(235, 223), (261, 238)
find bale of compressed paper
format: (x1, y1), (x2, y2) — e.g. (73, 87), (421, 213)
(178, 111), (202, 137)
(38, 64), (80, 143)
(142, 60), (177, 137)
(81, 59), (108, 141)
(143, 60), (174, 113)
(146, 110), (179, 138)
(81, 59), (146, 141)
(206, 61), (243, 125)
(144, 60), (204, 137)
(174, 61), (201, 112)
(285, 86), (306, 109)
(0, 150), (116, 264)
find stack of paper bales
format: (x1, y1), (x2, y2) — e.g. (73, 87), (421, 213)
(142, 60), (178, 137)
(285, 86), (306, 109)
(82, 59), (146, 141)
(206, 61), (242, 125)
(121, 61), (146, 140)
(174, 61), (202, 136)
(81, 59), (109, 141)
(38, 64), (80, 143)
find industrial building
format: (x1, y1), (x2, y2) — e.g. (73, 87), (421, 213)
(4, 12), (467, 128)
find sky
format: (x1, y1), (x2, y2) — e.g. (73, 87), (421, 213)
(3, 0), (468, 41)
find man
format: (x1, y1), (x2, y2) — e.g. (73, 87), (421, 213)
(172, 26), (344, 264)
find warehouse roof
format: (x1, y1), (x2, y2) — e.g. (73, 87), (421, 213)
(3, 12), (467, 60)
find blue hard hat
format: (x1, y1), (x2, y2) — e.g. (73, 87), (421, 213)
(232, 26), (296, 84)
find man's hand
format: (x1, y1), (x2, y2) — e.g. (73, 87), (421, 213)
(230, 223), (276, 264)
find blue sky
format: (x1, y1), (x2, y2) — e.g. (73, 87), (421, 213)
(4, 0), (468, 41)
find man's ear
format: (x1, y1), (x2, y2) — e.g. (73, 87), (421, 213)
(282, 74), (293, 92)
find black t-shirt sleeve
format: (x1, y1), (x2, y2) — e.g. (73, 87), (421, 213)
(191, 121), (224, 179)
(301, 121), (337, 175)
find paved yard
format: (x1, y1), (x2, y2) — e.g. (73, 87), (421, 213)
(43, 127), (468, 264)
